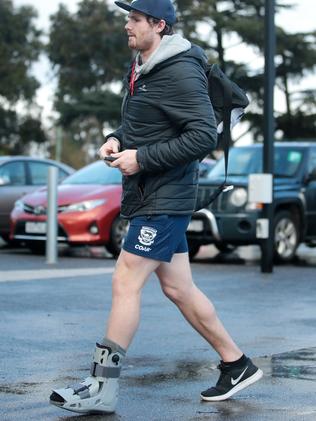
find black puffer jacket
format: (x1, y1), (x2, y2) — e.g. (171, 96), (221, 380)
(107, 42), (217, 219)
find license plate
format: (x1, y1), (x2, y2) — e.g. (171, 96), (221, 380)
(187, 220), (203, 232)
(25, 222), (47, 234)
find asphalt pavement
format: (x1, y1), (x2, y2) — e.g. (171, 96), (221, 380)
(1, 241), (316, 421)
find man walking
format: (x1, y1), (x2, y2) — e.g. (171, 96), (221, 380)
(50, 0), (262, 414)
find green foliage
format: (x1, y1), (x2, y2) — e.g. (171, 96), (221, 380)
(0, 109), (46, 155)
(175, 0), (316, 140)
(47, 0), (315, 149)
(48, 0), (130, 142)
(1, 0), (315, 158)
(57, 90), (123, 129)
(0, 0), (45, 154)
(0, 0), (42, 102)
(48, 2), (129, 91)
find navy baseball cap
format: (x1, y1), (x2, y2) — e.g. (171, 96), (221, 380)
(115, 0), (176, 25)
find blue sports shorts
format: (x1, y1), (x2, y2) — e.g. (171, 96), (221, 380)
(122, 215), (191, 263)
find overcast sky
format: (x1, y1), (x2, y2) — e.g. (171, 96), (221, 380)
(13, 0), (316, 126)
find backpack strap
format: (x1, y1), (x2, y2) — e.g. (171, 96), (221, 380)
(206, 71), (234, 204)
(222, 72), (233, 191)
(195, 63), (250, 210)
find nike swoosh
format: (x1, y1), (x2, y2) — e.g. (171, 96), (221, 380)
(231, 366), (248, 386)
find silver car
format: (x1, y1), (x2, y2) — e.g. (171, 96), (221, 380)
(0, 156), (74, 244)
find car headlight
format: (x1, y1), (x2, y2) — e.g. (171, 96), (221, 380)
(13, 200), (24, 211)
(229, 188), (248, 207)
(62, 199), (107, 213)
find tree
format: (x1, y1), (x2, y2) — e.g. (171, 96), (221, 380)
(274, 30), (316, 139)
(47, 0), (130, 161)
(0, 0), (46, 154)
(175, 0), (316, 141)
(48, 0), (315, 151)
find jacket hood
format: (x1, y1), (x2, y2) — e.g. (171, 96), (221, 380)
(182, 43), (209, 71)
(135, 34), (191, 75)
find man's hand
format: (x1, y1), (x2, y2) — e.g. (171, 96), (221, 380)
(111, 150), (140, 176)
(98, 137), (120, 162)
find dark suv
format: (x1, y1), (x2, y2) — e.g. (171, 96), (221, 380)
(187, 142), (316, 262)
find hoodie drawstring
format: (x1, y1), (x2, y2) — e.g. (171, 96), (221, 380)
(129, 61), (137, 96)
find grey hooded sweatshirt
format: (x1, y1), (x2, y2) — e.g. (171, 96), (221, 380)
(106, 34), (217, 218)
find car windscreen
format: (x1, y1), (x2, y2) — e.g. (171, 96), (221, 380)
(208, 146), (305, 178)
(62, 161), (122, 185)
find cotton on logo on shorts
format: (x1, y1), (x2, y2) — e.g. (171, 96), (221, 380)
(138, 226), (157, 246)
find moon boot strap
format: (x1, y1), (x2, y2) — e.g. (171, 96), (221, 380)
(50, 342), (124, 414)
(90, 343), (121, 380)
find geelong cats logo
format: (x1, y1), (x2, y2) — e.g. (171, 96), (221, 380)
(138, 226), (157, 246)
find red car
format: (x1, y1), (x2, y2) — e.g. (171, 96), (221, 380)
(10, 161), (128, 256)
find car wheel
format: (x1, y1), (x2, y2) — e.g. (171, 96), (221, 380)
(28, 242), (46, 255)
(188, 240), (201, 261)
(1, 233), (10, 243)
(274, 211), (300, 262)
(0, 234), (18, 247)
(106, 216), (129, 258)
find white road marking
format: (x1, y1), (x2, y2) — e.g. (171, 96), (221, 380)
(0, 267), (115, 283)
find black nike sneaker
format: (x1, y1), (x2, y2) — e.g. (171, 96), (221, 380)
(201, 357), (263, 401)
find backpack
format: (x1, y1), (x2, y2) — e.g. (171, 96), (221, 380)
(195, 63), (249, 210)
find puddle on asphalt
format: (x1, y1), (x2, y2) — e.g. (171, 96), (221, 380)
(270, 347), (316, 381)
(0, 382), (38, 395)
(1, 348), (315, 398)
(125, 347), (316, 387)
(124, 358), (216, 386)
(0, 386), (27, 395)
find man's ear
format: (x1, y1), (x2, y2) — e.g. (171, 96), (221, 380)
(157, 19), (166, 34)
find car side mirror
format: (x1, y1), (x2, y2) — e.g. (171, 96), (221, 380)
(0, 175), (10, 186)
(305, 168), (316, 183)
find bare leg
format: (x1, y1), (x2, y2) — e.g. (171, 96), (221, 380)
(50, 250), (161, 413)
(106, 250), (160, 350)
(155, 253), (242, 362)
